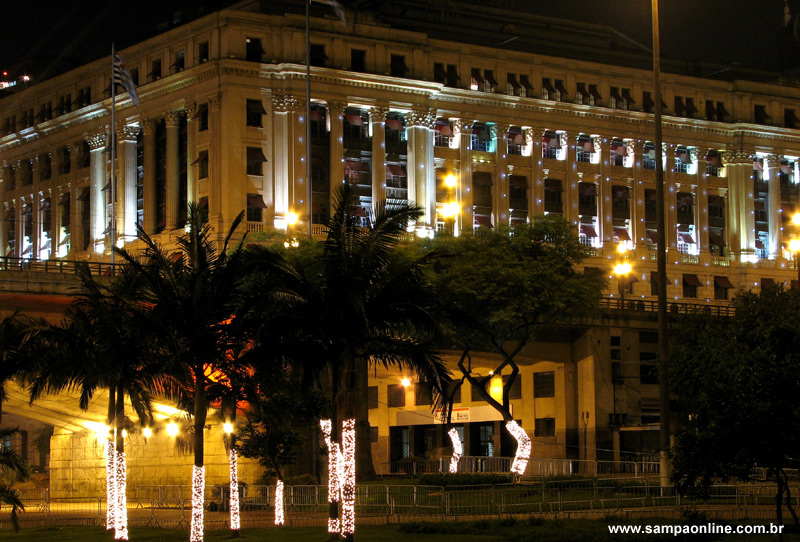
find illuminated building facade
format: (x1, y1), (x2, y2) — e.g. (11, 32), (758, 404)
(2, 0), (800, 481)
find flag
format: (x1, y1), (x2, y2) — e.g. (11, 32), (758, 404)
(311, 0), (347, 25)
(114, 54), (139, 107)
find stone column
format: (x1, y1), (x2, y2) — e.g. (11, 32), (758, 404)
(15, 197), (24, 257)
(664, 144), (677, 253)
(527, 127), (544, 217)
(631, 140), (647, 253)
(87, 132), (107, 249)
(31, 191), (41, 257)
(695, 148), (710, 264)
(725, 149), (754, 260)
(185, 102), (197, 206)
(494, 124), (510, 227)
(120, 125), (140, 239)
(767, 154), (782, 259)
(165, 111), (181, 230)
(272, 94), (296, 227)
(142, 120), (157, 235)
(454, 118), (473, 234)
(328, 101), (346, 216)
(207, 95), (223, 234)
(564, 132), (578, 226)
(370, 106), (388, 210)
(597, 138), (613, 246)
(406, 107), (436, 233)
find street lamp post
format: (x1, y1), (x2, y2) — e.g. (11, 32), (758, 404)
(439, 173), (460, 235)
(614, 260), (632, 307)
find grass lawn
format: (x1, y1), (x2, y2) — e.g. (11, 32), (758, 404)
(3, 519), (800, 542)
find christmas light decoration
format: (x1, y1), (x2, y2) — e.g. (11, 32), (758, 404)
(274, 479), (285, 526)
(320, 419), (340, 534)
(106, 437), (115, 529)
(114, 450), (128, 540)
(447, 428), (462, 474)
(340, 418), (356, 538)
(228, 449), (240, 531)
(506, 420), (531, 476)
(190, 465), (205, 542)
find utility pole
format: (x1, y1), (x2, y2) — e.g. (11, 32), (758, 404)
(652, 0), (671, 490)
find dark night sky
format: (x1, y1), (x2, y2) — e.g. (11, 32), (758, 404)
(0, 0), (796, 82)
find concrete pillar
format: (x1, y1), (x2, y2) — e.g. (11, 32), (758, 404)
(725, 149), (755, 261)
(695, 149), (710, 264)
(630, 141), (647, 253)
(207, 94), (223, 236)
(454, 118), (474, 235)
(165, 111), (181, 231)
(87, 132), (107, 249)
(370, 106), (388, 210)
(142, 120), (157, 235)
(185, 103), (197, 206)
(664, 144), (678, 253)
(494, 124), (510, 228)
(120, 125), (140, 240)
(271, 95), (292, 227)
(564, 131), (578, 227)
(767, 154), (782, 259)
(328, 101), (346, 215)
(406, 108), (436, 234)
(598, 138), (613, 246)
(527, 126), (544, 217)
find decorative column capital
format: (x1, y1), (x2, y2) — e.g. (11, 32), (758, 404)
(327, 101), (347, 117)
(119, 124), (141, 142)
(767, 153), (782, 168)
(86, 133), (107, 150)
(369, 106), (389, 123)
(208, 93), (222, 112)
(452, 118), (473, 136)
(406, 108), (436, 128)
(141, 118), (156, 136)
(184, 101), (197, 120)
(165, 110), (182, 127)
(272, 94), (303, 113)
(723, 148), (751, 164)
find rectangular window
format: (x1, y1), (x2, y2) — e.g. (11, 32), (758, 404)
(310, 44), (327, 67)
(640, 364), (659, 385)
(534, 418), (555, 437)
(198, 41), (209, 63)
(194, 150), (209, 179)
(370, 426), (379, 443)
(245, 38), (263, 62)
(641, 408), (660, 424)
(415, 382), (433, 406)
(639, 330), (658, 344)
(59, 147), (71, 175)
(172, 50), (185, 73)
(246, 147), (266, 176)
(246, 99), (265, 127)
(446, 379), (462, 403)
(196, 103), (208, 131)
(246, 193), (265, 222)
(683, 273), (701, 298)
(754, 104), (770, 125)
(470, 379), (488, 402)
(445, 64), (459, 87)
(351, 49), (366, 72)
(433, 62), (446, 84)
(390, 54), (408, 77)
(533, 371), (555, 397)
(148, 59), (162, 81)
(503, 375), (522, 400)
(368, 386), (378, 409)
(387, 384), (405, 408)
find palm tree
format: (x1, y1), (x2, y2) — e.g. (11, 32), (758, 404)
(246, 185), (451, 540)
(0, 311), (29, 428)
(115, 204), (253, 542)
(0, 427), (30, 532)
(26, 264), (162, 539)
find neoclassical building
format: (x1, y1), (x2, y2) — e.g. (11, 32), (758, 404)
(3, 0), (800, 481)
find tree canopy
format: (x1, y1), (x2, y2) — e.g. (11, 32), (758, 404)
(670, 285), (800, 526)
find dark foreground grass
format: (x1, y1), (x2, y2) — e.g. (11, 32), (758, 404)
(2, 519), (800, 542)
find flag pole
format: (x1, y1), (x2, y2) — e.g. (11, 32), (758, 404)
(110, 42), (117, 269)
(305, 0), (312, 237)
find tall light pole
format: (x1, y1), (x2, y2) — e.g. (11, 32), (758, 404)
(652, 0), (671, 491)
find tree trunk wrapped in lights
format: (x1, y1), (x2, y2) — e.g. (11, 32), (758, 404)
(274, 479), (285, 526)
(505, 420), (531, 476)
(190, 465), (205, 542)
(320, 419), (340, 534)
(228, 448), (240, 531)
(447, 428), (462, 474)
(105, 436), (116, 530)
(114, 450), (128, 540)
(340, 418), (356, 540)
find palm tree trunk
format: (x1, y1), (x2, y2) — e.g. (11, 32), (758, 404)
(114, 383), (128, 540)
(190, 365), (207, 542)
(105, 384), (117, 531)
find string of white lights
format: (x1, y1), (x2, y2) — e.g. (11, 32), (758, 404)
(340, 418), (356, 538)
(447, 428), (462, 474)
(274, 479), (285, 526)
(320, 419), (340, 534)
(190, 465), (205, 542)
(228, 449), (240, 531)
(114, 450), (128, 540)
(105, 436), (115, 530)
(506, 420), (531, 476)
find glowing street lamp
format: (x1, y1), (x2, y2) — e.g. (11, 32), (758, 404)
(790, 238), (800, 283)
(613, 261), (632, 305)
(166, 422), (179, 437)
(444, 173), (458, 188)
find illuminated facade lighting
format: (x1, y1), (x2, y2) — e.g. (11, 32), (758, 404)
(274, 479), (285, 526)
(320, 419), (340, 534)
(114, 450), (128, 540)
(447, 428), (462, 474)
(506, 420), (531, 476)
(340, 418), (356, 538)
(190, 465), (205, 542)
(229, 449), (240, 531)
